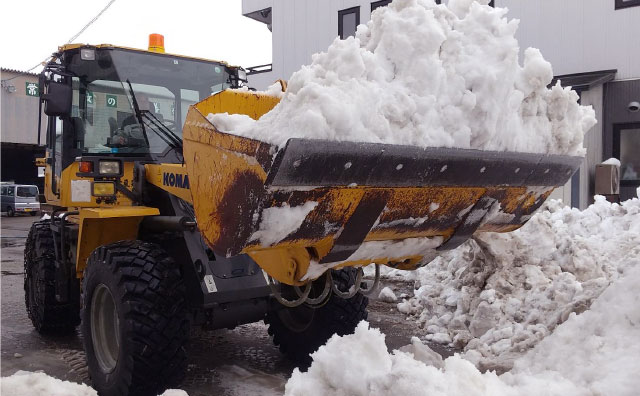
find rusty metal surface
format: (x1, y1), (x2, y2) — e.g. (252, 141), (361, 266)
(182, 91), (582, 284)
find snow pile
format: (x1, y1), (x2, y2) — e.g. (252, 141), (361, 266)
(0, 372), (97, 396)
(250, 201), (318, 246)
(210, 0), (595, 155)
(602, 157), (621, 166)
(393, 194), (640, 371)
(0, 371), (188, 396)
(285, 265), (640, 396)
(378, 286), (398, 303)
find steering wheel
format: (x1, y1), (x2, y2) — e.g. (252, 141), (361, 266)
(105, 126), (147, 148)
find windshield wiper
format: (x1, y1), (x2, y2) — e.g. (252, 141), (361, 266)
(141, 111), (182, 149)
(125, 80), (149, 146)
(125, 79), (182, 150)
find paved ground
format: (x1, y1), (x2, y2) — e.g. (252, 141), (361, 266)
(1, 215), (453, 395)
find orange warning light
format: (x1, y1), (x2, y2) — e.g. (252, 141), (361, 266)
(148, 33), (165, 53)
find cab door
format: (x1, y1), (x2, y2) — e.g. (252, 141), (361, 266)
(44, 115), (63, 200)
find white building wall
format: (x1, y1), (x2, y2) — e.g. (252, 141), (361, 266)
(245, 0), (382, 89)
(1, 70), (46, 145)
(497, 0), (640, 79)
(247, 0), (640, 86)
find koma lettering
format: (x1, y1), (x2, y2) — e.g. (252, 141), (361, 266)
(162, 172), (190, 189)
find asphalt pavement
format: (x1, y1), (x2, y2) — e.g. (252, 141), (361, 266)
(1, 214), (450, 395)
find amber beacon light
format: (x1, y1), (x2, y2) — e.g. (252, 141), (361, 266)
(148, 33), (165, 53)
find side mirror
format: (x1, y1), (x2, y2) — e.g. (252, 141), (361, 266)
(42, 80), (72, 117)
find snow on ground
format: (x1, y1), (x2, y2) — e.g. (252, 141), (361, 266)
(0, 371), (187, 396)
(387, 192), (640, 371)
(209, 0), (595, 155)
(378, 286), (398, 303)
(285, 263), (640, 396)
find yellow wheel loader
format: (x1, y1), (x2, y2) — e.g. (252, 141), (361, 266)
(24, 40), (581, 396)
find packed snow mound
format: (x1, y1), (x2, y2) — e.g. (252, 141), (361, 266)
(210, 0), (596, 155)
(286, 267), (640, 396)
(0, 371), (188, 396)
(392, 194), (640, 371)
(0, 371), (97, 396)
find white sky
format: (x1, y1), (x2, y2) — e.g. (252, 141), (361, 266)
(0, 0), (272, 72)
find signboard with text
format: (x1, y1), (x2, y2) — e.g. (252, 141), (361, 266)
(25, 82), (39, 97)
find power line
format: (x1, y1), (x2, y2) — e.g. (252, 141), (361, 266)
(1, 0), (117, 82)
(66, 0), (116, 44)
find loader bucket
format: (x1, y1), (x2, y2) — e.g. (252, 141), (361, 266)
(182, 90), (582, 285)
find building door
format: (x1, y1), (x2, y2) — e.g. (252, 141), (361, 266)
(604, 79), (640, 201)
(613, 123), (640, 200)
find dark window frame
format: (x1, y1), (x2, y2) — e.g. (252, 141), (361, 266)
(338, 6), (360, 39)
(615, 0), (640, 9)
(613, 122), (640, 187)
(371, 0), (392, 12)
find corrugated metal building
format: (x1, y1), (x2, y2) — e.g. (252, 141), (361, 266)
(1, 68), (46, 189)
(243, 0), (640, 207)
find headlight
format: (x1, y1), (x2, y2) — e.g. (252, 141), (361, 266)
(237, 68), (248, 82)
(93, 182), (116, 196)
(99, 160), (120, 175)
(80, 48), (95, 61)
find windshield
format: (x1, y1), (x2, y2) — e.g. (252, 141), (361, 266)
(16, 186), (38, 198)
(66, 48), (231, 155)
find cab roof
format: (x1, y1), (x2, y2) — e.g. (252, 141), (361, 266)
(58, 43), (234, 68)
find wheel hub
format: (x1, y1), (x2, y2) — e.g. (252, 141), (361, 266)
(90, 283), (120, 373)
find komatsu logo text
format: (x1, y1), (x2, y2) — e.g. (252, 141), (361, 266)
(163, 172), (190, 189)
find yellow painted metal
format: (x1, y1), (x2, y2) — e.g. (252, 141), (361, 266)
(246, 247), (312, 286)
(44, 161), (137, 208)
(79, 206), (160, 219)
(189, 89), (281, 122)
(75, 207), (159, 275)
(245, 184), (555, 283)
(182, 90), (281, 254)
(145, 163), (194, 203)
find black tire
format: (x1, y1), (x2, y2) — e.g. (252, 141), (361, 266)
(24, 220), (80, 334)
(30, 211), (38, 216)
(7, 206), (15, 217)
(265, 268), (368, 366)
(81, 240), (189, 396)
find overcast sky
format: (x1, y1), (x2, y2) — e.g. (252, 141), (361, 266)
(0, 0), (272, 72)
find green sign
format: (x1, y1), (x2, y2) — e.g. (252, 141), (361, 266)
(106, 94), (118, 108)
(25, 82), (39, 97)
(86, 91), (94, 105)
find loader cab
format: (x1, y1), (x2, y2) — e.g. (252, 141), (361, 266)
(39, 45), (241, 200)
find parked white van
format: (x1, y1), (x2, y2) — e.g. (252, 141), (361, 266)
(1, 184), (41, 216)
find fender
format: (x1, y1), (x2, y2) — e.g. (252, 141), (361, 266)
(75, 206), (159, 276)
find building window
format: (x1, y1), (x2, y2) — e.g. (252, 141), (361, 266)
(371, 0), (392, 12)
(615, 0), (640, 9)
(614, 124), (640, 183)
(339, 7), (360, 39)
